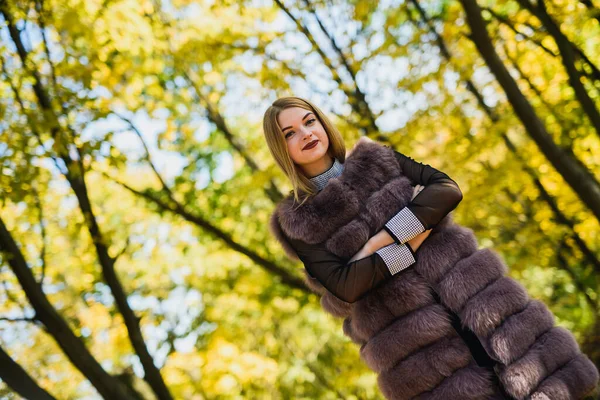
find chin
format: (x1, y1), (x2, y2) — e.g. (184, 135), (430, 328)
(303, 150), (327, 163)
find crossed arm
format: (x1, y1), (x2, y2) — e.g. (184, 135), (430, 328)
(287, 149), (463, 303)
(348, 184), (426, 263)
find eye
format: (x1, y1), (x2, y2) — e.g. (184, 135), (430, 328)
(284, 119), (316, 138)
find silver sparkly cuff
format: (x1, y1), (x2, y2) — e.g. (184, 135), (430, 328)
(375, 243), (416, 275)
(384, 207), (425, 244)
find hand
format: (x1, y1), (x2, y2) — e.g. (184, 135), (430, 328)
(347, 229), (398, 263)
(406, 229), (432, 252)
(348, 242), (373, 263)
(412, 184), (425, 200)
(347, 184), (425, 263)
(348, 227), (432, 263)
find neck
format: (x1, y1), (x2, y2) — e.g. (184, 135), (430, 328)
(302, 155), (335, 178)
(308, 158), (344, 191)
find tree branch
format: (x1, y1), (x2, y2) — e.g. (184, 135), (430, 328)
(0, 5), (174, 399)
(99, 170), (310, 292)
(0, 215), (134, 399)
(0, 343), (57, 400)
(515, 0), (600, 138)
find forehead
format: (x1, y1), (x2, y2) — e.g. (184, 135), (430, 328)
(277, 107), (312, 126)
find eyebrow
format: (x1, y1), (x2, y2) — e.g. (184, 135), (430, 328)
(281, 112), (313, 132)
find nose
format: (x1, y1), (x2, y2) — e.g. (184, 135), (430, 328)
(301, 128), (314, 140)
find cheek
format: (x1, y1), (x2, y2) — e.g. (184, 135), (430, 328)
(287, 139), (302, 161)
(319, 131), (329, 145)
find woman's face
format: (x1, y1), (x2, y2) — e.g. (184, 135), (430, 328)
(277, 107), (331, 176)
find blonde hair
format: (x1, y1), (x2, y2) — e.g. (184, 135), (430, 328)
(263, 96), (346, 208)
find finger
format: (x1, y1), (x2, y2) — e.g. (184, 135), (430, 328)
(411, 185), (422, 200)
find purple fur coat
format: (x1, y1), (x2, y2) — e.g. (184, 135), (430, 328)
(269, 138), (599, 399)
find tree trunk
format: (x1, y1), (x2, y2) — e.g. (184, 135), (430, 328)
(0, 217), (134, 400)
(516, 0), (600, 139)
(0, 5), (174, 398)
(409, 0), (600, 277)
(0, 345), (57, 400)
(458, 0), (600, 223)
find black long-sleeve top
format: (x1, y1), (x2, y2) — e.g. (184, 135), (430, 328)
(285, 149), (463, 303)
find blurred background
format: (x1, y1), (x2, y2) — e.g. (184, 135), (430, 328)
(0, 0), (598, 398)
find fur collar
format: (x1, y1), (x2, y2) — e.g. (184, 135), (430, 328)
(270, 137), (413, 257)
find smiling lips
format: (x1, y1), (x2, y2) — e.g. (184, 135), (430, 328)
(303, 140), (319, 150)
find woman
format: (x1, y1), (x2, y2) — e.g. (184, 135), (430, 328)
(264, 98), (455, 304)
(264, 96), (598, 399)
